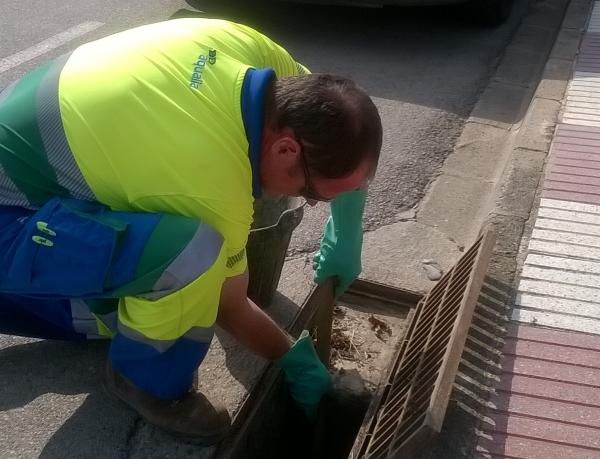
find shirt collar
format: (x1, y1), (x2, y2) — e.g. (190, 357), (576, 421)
(240, 68), (276, 199)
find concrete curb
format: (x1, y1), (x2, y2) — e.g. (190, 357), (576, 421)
(483, 0), (592, 275)
(419, 0), (595, 457)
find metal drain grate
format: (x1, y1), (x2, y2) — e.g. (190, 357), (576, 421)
(352, 231), (495, 459)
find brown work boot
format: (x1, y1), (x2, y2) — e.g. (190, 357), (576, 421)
(104, 361), (231, 444)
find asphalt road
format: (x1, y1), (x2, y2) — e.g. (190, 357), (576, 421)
(0, 0), (528, 457)
(202, 0), (529, 253)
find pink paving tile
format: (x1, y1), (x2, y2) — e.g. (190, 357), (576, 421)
(497, 374), (600, 406)
(579, 41), (600, 51)
(554, 137), (600, 147)
(581, 33), (600, 41)
(576, 56), (600, 62)
(581, 35), (600, 43)
(552, 145), (600, 156)
(556, 124), (600, 136)
(575, 65), (600, 72)
(551, 143), (600, 153)
(577, 57), (600, 63)
(554, 128), (600, 144)
(542, 189), (600, 204)
(578, 56), (600, 63)
(488, 392), (600, 427)
(556, 124), (600, 135)
(549, 157), (600, 170)
(580, 46), (600, 53)
(481, 413), (600, 449)
(552, 150), (600, 162)
(548, 165), (600, 178)
(500, 355), (600, 386)
(543, 179), (600, 195)
(579, 54), (600, 61)
(506, 324), (600, 350)
(503, 338), (600, 368)
(476, 433), (600, 459)
(547, 171), (600, 185)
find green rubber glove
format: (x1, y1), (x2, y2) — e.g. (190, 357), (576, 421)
(276, 330), (333, 419)
(313, 189), (367, 298)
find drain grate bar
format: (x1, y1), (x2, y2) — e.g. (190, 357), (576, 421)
(352, 231), (495, 458)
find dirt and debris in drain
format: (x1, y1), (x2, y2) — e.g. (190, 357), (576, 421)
(329, 303), (407, 393)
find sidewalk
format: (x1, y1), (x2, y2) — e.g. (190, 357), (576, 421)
(475, 3), (600, 456)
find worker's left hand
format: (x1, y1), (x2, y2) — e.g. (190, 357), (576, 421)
(277, 330), (333, 419)
(313, 189), (367, 298)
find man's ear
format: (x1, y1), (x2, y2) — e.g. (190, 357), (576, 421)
(272, 134), (301, 158)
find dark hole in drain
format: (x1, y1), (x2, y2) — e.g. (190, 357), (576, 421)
(268, 374), (372, 459)
(263, 302), (410, 458)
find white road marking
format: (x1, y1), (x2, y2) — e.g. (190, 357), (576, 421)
(0, 21), (104, 74)
(526, 253), (600, 274)
(521, 265), (600, 289)
(515, 292), (600, 320)
(540, 198), (600, 214)
(518, 278), (600, 303)
(531, 228), (600, 248)
(535, 217), (600, 236)
(512, 308), (600, 335)
(528, 239), (600, 260)
(561, 118), (600, 127)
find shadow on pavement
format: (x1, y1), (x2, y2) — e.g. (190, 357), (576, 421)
(0, 340), (107, 410)
(422, 274), (515, 458)
(0, 339), (137, 458)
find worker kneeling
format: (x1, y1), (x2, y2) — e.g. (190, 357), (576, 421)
(0, 17), (382, 444)
(0, 198), (331, 442)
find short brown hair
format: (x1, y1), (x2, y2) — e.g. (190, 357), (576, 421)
(265, 74), (382, 179)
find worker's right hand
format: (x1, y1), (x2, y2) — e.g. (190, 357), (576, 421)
(276, 330), (333, 419)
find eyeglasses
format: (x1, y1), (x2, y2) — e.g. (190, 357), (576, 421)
(299, 145), (332, 203)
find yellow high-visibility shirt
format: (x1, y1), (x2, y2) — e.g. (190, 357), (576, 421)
(59, 18), (306, 277)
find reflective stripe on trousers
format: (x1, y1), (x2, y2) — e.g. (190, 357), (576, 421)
(0, 199), (226, 399)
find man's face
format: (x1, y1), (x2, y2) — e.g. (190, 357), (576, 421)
(260, 129), (372, 204)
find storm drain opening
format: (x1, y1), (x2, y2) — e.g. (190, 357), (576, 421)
(218, 231), (495, 459)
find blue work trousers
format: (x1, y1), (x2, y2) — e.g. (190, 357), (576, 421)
(0, 198), (216, 399)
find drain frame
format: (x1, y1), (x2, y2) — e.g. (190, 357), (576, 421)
(218, 231), (495, 459)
